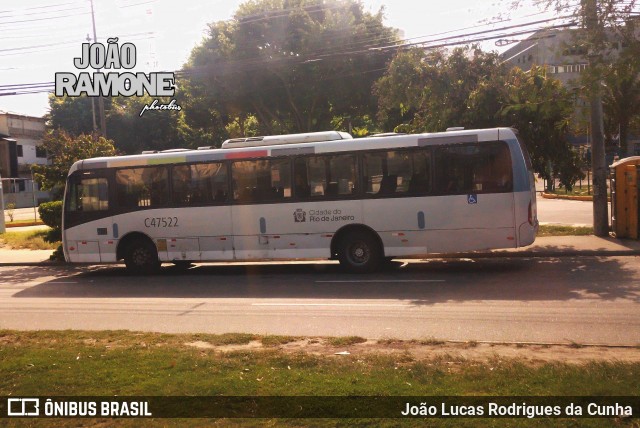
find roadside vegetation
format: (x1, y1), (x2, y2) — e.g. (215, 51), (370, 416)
(537, 225), (594, 237)
(0, 330), (638, 426)
(0, 229), (59, 250)
(547, 185), (595, 197)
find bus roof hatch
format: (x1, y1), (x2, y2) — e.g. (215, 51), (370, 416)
(221, 131), (352, 149)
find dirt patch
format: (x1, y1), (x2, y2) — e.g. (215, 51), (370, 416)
(186, 340), (264, 352)
(184, 338), (640, 363)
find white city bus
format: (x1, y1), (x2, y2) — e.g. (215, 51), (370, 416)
(62, 127), (538, 273)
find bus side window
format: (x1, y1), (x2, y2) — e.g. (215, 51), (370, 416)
(293, 158), (311, 198)
(364, 149), (430, 197)
(172, 162), (228, 206)
(328, 154), (357, 196)
(403, 150), (430, 195)
(232, 159), (291, 203)
(116, 167), (169, 209)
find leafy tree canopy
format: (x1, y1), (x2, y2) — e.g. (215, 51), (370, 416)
(46, 95), (197, 155)
(376, 47), (582, 189)
(31, 130), (117, 197)
(181, 0), (398, 135)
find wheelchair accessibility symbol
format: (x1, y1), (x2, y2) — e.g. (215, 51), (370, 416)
(467, 194), (478, 204)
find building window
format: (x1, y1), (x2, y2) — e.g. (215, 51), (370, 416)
(35, 146), (47, 158)
(16, 145), (23, 157)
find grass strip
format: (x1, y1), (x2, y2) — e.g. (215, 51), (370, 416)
(0, 229), (59, 250)
(537, 225), (594, 237)
(0, 330), (638, 427)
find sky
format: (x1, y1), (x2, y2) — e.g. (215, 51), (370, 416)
(0, 0), (562, 117)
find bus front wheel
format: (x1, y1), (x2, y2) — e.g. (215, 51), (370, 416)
(338, 231), (382, 273)
(124, 239), (161, 274)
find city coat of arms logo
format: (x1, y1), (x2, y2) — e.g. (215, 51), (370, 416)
(293, 209), (306, 222)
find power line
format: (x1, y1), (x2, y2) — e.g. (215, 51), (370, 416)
(0, 5), (85, 19)
(0, 1), (84, 14)
(0, 11), (90, 26)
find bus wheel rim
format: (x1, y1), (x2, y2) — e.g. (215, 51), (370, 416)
(349, 242), (369, 264)
(132, 248), (149, 266)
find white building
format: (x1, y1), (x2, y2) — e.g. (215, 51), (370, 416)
(500, 28), (640, 156)
(0, 112), (51, 208)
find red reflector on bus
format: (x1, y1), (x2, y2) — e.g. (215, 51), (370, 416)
(81, 241), (87, 245)
(507, 236), (515, 240)
(69, 247), (75, 251)
(220, 237), (227, 241)
(273, 235), (280, 239)
(289, 243), (296, 246)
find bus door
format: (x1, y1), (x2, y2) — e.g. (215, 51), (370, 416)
(230, 159), (293, 259)
(166, 162), (234, 261)
(64, 169), (114, 263)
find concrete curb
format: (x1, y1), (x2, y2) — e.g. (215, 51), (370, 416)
(4, 222), (45, 228)
(541, 193), (611, 202)
(431, 250), (640, 259)
(1, 250), (639, 267)
(0, 261), (63, 267)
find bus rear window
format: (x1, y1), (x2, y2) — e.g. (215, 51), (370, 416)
(434, 142), (512, 194)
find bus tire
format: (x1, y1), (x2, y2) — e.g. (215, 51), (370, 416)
(124, 239), (161, 274)
(338, 230), (382, 273)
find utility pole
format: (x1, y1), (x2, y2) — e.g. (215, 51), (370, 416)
(90, 0), (107, 137)
(0, 173), (5, 234)
(585, 0), (609, 236)
(87, 33), (97, 132)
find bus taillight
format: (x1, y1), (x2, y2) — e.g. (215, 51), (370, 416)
(528, 201), (533, 225)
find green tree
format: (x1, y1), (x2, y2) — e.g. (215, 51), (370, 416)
(602, 21), (640, 157)
(376, 49), (580, 189)
(31, 130), (117, 198)
(47, 95), (101, 136)
(107, 95), (191, 154)
(375, 47), (509, 132)
(500, 66), (582, 190)
(47, 95), (199, 154)
(182, 0), (398, 135)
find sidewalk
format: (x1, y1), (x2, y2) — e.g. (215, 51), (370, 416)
(0, 236), (639, 267)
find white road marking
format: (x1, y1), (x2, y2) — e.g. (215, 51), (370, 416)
(315, 280), (445, 283)
(252, 303), (409, 307)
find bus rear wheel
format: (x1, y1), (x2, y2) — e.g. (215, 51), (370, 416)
(338, 231), (382, 273)
(124, 239), (161, 274)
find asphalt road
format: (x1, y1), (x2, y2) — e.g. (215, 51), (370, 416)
(536, 197), (600, 226)
(1, 256), (639, 345)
